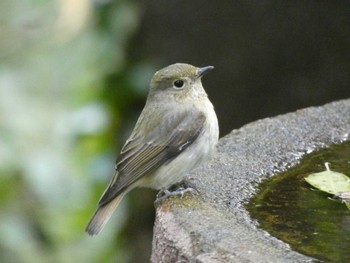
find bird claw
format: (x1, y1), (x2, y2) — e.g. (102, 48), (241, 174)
(155, 182), (198, 203)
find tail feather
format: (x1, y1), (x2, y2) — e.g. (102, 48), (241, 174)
(85, 193), (125, 235)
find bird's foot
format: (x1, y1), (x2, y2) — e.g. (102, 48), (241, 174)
(155, 181), (198, 203)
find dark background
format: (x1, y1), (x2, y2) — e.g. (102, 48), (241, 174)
(130, 1), (350, 136)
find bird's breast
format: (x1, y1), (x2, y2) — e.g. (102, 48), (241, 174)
(142, 98), (219, 189)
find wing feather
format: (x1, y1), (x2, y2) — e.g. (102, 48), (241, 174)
(98, 109), (206, 206)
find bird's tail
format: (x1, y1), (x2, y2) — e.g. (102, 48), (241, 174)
(85, 193), (126, 235)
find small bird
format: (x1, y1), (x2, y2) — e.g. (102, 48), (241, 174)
(85, 63), (219, 235)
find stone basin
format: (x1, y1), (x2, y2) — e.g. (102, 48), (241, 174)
(152, 99), (350, 263)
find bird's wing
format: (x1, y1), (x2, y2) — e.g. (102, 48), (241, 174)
(98, 110), (206, 206)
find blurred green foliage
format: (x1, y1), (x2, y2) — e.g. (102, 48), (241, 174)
(0, 0), (155, 262)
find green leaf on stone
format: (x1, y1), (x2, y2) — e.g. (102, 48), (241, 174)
(305, 163), (350, 195)
(305, 162), (350, 209)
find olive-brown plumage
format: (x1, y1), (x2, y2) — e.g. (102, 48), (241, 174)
(86, 63), (219, 235)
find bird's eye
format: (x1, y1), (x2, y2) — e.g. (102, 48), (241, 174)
(173, 79), (184, 89)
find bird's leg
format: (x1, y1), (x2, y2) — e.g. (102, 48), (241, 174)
(155, 180), (198, 203)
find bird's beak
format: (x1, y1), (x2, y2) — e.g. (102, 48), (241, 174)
(196, 66), (214, 78)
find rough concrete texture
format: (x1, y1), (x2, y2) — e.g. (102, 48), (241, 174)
(151, 99), (350, 263)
